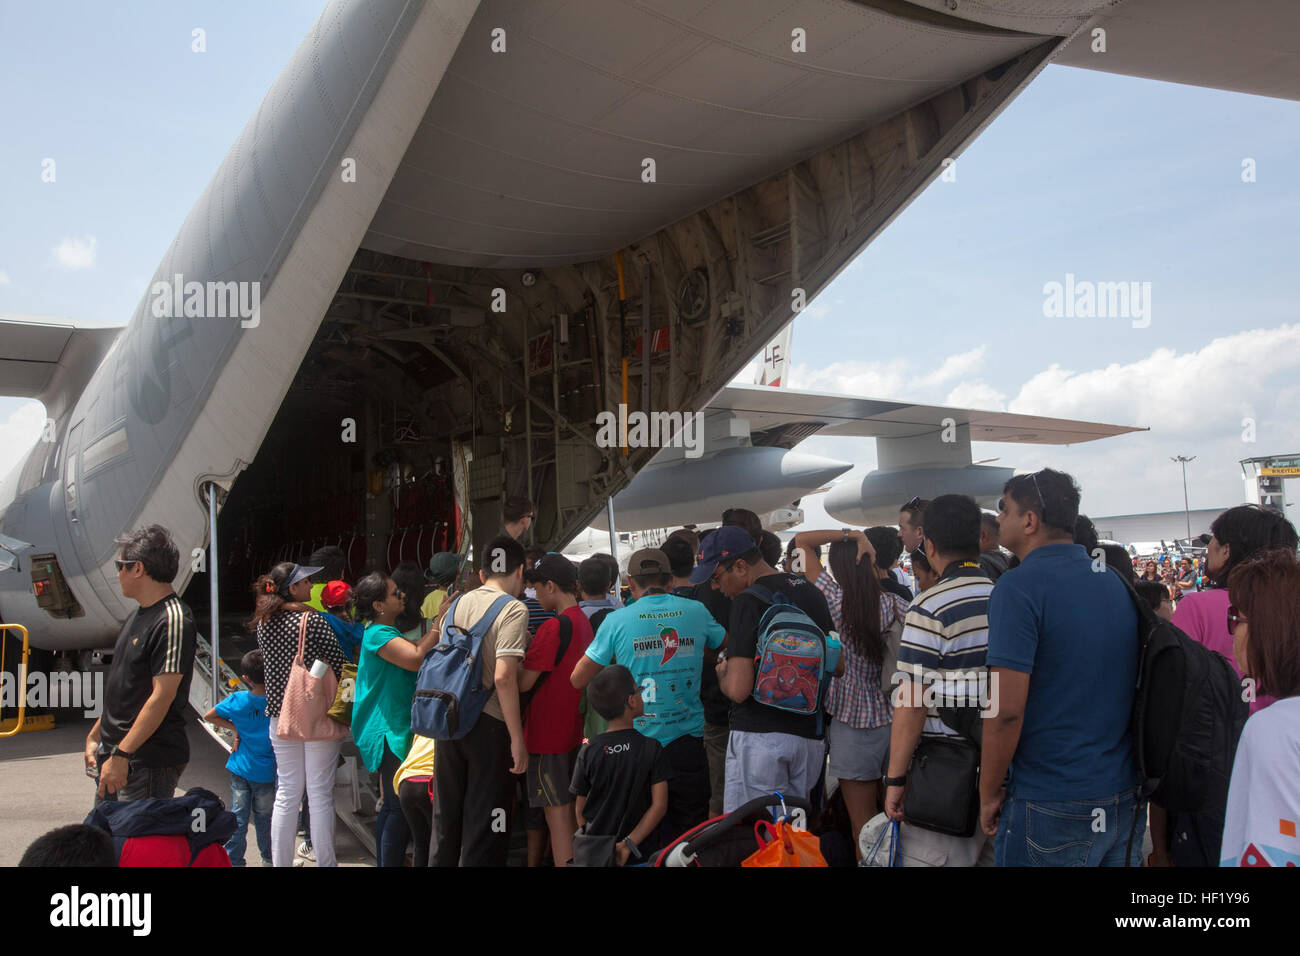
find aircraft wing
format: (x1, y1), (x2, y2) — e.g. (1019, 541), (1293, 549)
(708, 383), (1144, 450)
(911, 0), (1300, 103)
(0, 314), (122, 415)
(1053, 0), (1300, 102)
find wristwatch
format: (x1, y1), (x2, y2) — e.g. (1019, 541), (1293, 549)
(623, 837), (642, 860)
(107, 744), (135, 761)
(882, 774), (907, 787)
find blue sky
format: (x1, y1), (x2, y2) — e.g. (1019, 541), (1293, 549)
(2, 3), (1299, 523)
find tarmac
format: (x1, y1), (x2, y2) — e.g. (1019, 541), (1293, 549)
(0, 710), (374, 867)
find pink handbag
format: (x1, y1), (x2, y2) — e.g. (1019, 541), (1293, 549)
(276, 612), (349, 742)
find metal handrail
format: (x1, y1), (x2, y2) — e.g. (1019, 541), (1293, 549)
(0, 624), (31, 738)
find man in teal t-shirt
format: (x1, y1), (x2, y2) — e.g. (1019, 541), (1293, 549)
(572, 549), (725, 841)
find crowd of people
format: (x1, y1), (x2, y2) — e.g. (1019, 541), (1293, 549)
(25, 478), (1300, 870)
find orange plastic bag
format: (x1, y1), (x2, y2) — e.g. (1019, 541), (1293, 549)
(740, 819), (828, 867)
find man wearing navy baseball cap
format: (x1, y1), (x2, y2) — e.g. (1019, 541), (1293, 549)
(688, 526), (760, 587)
(702, 527), (839, 812)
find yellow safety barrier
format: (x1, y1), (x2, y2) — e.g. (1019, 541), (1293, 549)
(0, 624), (32, 737)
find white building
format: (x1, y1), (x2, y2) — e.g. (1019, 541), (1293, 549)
(1091, 508), (1227, 547)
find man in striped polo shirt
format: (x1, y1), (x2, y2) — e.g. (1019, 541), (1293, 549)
(883, 495), (995, 866)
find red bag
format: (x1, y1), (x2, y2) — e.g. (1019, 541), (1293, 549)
(740, 820), (828, 868)
(276, 613), (349, 742)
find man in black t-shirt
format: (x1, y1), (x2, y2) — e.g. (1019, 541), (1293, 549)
(663, 533), (731, 817)
(693, 527), (838, 812)
(691, 578), (733, 815)
(84, 525), (196, 803)
(978, 512), (1010, 582)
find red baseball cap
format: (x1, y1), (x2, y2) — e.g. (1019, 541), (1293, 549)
(321, 580), (351, 608)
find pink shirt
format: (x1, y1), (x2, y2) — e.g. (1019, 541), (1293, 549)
(1172, 589), (1275, 714)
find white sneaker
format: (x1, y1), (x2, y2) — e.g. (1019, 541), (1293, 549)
(297, 841), (316, 862)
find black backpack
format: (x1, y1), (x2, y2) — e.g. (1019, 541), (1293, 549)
(521, 614), (573, 717)
(1116, 569), (1248, 813)
(588, 606), (615, 635)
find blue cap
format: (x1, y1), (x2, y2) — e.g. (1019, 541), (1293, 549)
(688, 526), (758, 585)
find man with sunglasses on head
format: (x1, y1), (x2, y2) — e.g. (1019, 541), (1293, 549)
(701, 527), (838, 812)
(84, 524), (196, 804)
(899, 497), (931, 594)
(979, 468), (1142, 866)
(899, 497), (930, 553)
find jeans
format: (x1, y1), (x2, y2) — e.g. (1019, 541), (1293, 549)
(996, 789), (1145, 867)
(226, 773), (275, 866)
(268, 726), (342, 867)
(93, 749), (183, 805)
(376, 743), (411, 867)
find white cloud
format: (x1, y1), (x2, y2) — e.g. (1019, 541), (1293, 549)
(790, 358), (908, 397)
(913, 346), (988, 388)
(944, 380), (1006, 410)
(730, 361), (758, 385)
(53, 235), (97, 270)
(1007, 324), (1300, 435)
(0, 270), (10, 285)
(786, 324), (1300, 519)
(0, 402), (48, 481)
(786, 345), (988, 401)
(988, 325), (1300, 515)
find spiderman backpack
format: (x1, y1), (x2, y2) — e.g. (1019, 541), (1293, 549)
(744, 582), (840, 734)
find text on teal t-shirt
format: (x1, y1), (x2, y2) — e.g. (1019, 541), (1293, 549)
(353, 623), (418, 772)
(583, 592), (725, 746)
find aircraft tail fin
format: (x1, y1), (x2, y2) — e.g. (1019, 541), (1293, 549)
(755, 324), (792, 387)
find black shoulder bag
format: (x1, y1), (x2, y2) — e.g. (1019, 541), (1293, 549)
(521, 614), (573, 716)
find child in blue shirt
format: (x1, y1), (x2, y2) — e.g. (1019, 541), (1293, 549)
(320, 580), (364, 660)
(204, 650), (276, 866)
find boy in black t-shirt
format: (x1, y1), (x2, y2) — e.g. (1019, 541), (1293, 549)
(570, 665), (671, 866)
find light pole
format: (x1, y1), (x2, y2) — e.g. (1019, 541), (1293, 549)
(1171, 455), (1196, 540)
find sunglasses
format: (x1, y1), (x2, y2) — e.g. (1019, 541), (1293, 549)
(998, 472), (1049, 517)
(1227, 605), (1247, 632)
(1028, 471), (1048, 515)
(711, 559), (738, 584)
(114, 558), (139, 571)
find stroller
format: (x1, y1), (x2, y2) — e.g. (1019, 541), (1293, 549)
(653, 794), (820, 867)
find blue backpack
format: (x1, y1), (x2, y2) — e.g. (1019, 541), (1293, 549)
(744, 582), (841, 734)
(411, 593), (515, 740)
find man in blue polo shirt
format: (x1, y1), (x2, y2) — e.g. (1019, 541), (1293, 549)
(979, 468), (1142, 866)
(571, 548), (726, 843)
